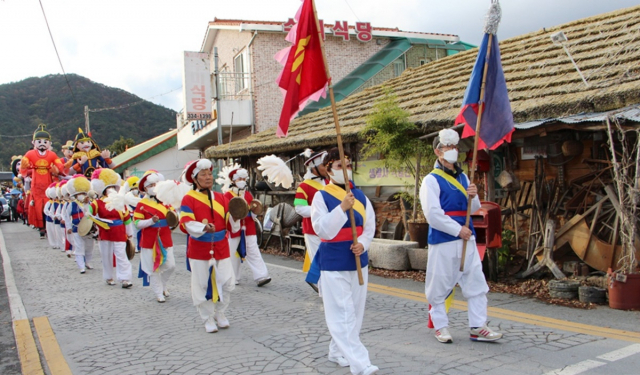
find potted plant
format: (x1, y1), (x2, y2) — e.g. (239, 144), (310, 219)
(604, 118), (640, 310)
(360, 88), (435, 247)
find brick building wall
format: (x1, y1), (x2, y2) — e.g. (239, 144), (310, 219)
(220, 31), (390, 133)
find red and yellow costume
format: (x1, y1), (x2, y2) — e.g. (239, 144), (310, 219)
(20, 149), (65, 229)
(180, 190), (230, 260)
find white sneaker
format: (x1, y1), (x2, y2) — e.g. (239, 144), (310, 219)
(163, 290), (170, 297)
(470, 325), (502, 342)
(328, 355), (349, 367)
(80, 268), (86, 274)
(214, 312), (230, 328)
(435, 327), (453, 343)
(157, 295), (166, 303)
(359, 365), (379, 375)
(205, 316), (218, 333)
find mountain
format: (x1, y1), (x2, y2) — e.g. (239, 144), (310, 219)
(0, 74), (177, 169)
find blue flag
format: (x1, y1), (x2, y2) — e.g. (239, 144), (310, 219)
(455, 33), (514, 150)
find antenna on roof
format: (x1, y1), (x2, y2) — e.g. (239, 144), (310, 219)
(550, 31), (589, 87)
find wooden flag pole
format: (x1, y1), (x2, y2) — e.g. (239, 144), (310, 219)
(460, 34), (494, 272)
(312, 0), (364, 285)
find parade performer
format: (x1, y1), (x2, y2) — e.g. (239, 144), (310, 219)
(43, 183), (59, 249)
(67, 176), (94, 274)
(134, 171), (176, 303)
(419, 129), (502, 343)
(294, 150), (328, 292)
(55, 182), (69, 253)
(71, 128), (115, 178)
(124, 176), (143, 252)
(179, 159), (239, 333)
(90, 168), (134, 288)
(60, 140), (75, 175)
(20, 124), (66, 238)
(11, 155), (23, 189)
(58, 181), (74, 257)
(224, 168), (271, 287)
(310, 148), (378, 375)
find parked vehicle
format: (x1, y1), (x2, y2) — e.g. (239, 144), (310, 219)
(0, 197), (12, 221)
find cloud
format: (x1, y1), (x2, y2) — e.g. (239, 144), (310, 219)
(1, 0), (638, 112)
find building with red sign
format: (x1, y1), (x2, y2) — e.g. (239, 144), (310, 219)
(176, 18), (472, 151)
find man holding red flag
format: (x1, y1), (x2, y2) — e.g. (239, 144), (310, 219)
(275, 0), (328, 137)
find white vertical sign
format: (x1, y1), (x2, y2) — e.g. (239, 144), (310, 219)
(182, 51), (213, 120)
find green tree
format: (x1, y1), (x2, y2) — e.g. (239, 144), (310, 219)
(360, 87), (435, 220)
(106, 136), (136, 156)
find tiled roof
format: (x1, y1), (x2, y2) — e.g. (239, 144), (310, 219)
(206, 5), (640, 158)
(112, 130), (177, 173)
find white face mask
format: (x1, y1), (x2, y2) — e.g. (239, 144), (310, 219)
(75, 194), (87, 202)
(330, 168), (352, 184)
(146, 187), (156, 196)
(105, 187), (117, 196)
(235, 181), (247, 189)
(443, 149), (459, 164)
(131, 189), (139, 197)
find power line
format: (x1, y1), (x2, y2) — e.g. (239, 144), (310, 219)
(0, 87), (182, 138)
(89, 86), (181, 113)
(342, 0), (361, 22)
(38, 0), (75, 100)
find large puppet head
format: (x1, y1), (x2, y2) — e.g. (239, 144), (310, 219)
(73, 128), (100, 154)
(90, 168), (122, 197)
(32, 124), (52, 152)
(61, 140), (74, 159)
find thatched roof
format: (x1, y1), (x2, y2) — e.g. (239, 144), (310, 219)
(206, 5), (640, 158)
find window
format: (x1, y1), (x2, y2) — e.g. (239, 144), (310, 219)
(393, 59), (405, 77)
(234, 52), (246, 92)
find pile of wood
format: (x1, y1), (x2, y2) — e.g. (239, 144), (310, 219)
(498, 149), (640, 278)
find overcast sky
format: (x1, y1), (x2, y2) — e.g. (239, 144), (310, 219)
(0, 0), (637, 111)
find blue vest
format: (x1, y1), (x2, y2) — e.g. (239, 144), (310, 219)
(428, 169), (476, 245)
(53, 202), (60, 225)
(317, 186), (369, 271)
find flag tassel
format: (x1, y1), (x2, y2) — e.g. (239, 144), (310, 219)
(311, 0), (363, 285)
(460, 34), (494, 272)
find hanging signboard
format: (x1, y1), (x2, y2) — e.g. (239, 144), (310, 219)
(182, 51), (213, 121)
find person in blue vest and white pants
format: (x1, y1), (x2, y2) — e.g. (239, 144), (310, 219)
(420, 128), (502, 344)
(311, 147), (378, 375)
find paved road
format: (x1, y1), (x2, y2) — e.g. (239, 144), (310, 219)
(1, 221), (639, 374)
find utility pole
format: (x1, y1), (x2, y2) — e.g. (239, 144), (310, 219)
(84, 105), (90, 134)
(214, 47), (223, 171)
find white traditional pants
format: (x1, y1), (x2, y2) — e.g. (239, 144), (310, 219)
(71, 233), (94, 270)
(46, 221), (58, 248)
(189, 258), (235, 322)
(320, 267), (372, 375)
(99, 240), (132, 282)
(304, 234), (321, 264)
(140, 247), (176, 298)
(57, 225), (66, 250)
(228, 234), (269, 282)
(425, 237), (489, 330)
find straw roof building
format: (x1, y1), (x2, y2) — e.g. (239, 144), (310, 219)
(206, 5), (640, 159)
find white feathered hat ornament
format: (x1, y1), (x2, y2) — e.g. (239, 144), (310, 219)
(257, 155), (293, 189)
(216, 162), (242, 193)
(155, 180), (191, 210)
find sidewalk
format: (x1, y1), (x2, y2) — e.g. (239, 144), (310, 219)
(1, 221), (639, 375)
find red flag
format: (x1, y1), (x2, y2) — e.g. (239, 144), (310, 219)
(275, 0), (328, 138)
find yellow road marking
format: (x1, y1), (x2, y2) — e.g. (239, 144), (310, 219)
(13, 319), (44, 375)
(368, 282), (640, 343)
(33, 316), (73, 375)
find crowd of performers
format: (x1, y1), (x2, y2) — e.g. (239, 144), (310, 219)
(9, 122), (502, 375)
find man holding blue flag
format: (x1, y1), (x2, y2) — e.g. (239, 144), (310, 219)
(420, 129), (502, 344)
